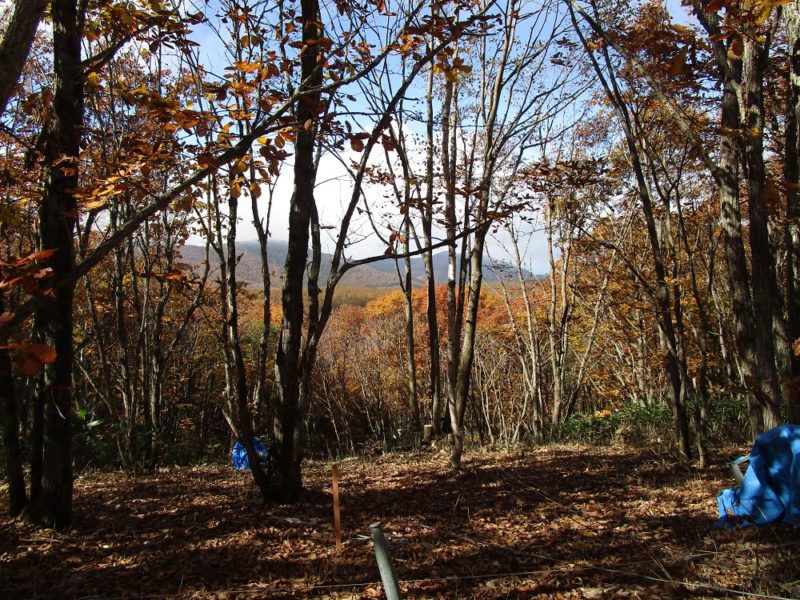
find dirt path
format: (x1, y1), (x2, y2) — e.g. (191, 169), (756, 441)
(1, 446), (798, 598)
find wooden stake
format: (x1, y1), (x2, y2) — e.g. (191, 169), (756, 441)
(332, 463), (342, 552)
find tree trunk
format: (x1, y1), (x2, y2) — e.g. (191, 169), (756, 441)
(1, 294), (26, 516)
(442, 69), (460, 438)
(717, 55), (767, 435)
(450, 225), (488, 468)
(743, 35), (783, 428)
(28, 0), (83, 529)
(686, 0), (773, 435)
(401, 218), (422, 434)
(0, 0), (48, 116)
(786, 2), (800, 424)
(273, 0), (322, 502)
(422, 62), (442, 436)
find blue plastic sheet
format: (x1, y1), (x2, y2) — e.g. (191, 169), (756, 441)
(716, 424), (800, 528)
(231, 435), (270, 472)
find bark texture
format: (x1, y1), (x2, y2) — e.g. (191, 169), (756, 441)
(0, 0), (48, 116)
(273, 0), (322, 502)
(28, 0), (83, 529)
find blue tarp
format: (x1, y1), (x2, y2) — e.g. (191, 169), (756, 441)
(231, 436), (271, 472)
(716, 424), (800, 528)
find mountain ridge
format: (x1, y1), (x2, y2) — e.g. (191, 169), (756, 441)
(178, 240), (539, 289)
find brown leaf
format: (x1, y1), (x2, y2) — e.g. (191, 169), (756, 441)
(15, 343), (57, 376)
(351, 137), (365, 152)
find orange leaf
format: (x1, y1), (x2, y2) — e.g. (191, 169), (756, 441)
(17, 249), (57, 265)
(667, 47), (688, 77)
(29, 344), (57, 363)
(15, 343), (57, 376)
(351, 137), (364, 152)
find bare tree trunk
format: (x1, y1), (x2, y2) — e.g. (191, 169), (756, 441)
(250, 164), (273, 422)
(400, 217), (422, 433)
(211, 169), (271, 502)
(683, 0), (775, 435)
(1, 296), (26, 516)
(273, 0), (322, 502)
(571, 6), (691, 458)
(422, 61), (443, 435)
(743, 34), (783, 428)
(442, 65), (460, 438)
(0, 0), (48, 116)
(28, 0), (83, 528)
(383, 123), (421, 435)
(719, 62), (766, 435)
(546, 198), (571, 425)
(786, 3), (800, 424)
(496, 222), (544, 437)
(450, 223), (488, 467)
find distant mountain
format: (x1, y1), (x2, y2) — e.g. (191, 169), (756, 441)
(178, 240), (539, 289)
(367, 250), (535, 284)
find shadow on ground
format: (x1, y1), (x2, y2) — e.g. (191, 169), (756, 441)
(1, 446), (798, 599)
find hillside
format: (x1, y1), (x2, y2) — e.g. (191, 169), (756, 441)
(178, 240), (540, 289)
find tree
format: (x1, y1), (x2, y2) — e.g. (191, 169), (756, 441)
(445, 0), (578, 467)
(23, 0), (84, 529)
(786, 1), (800, 423)
(0, 0), (48, 117)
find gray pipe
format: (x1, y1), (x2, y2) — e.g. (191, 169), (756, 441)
(370, 521), (402, 600)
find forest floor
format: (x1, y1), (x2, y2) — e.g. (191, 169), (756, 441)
(1, 445), (799, 599)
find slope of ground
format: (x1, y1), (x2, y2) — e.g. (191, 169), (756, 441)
(1, 446), (798, 599)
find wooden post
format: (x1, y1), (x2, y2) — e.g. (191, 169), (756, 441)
(332, 463), (342, 551)
(422, 424), (433, 444)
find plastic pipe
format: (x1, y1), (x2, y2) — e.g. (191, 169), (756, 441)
(370, 521), (402, 600)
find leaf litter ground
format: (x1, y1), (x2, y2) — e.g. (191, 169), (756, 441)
(1, 446), (799, 599)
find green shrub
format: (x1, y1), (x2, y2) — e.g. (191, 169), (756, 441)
(703, 393), (750, 446)
(557, 395), (755, 451)
(557, 401), (673, 447)
(558, 410), (621, 445)
(612, 401), (674, 447)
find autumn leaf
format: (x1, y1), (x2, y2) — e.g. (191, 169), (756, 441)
(15, 343), (57, 376)
(381, 135), (396, 152)
(727, 36), (743, 61)
(83, 196), (109, 210)
(350, 133), (369, 152)
(17, 249), (57, 265)
(86, 71), (101, 89)
(667, 47), (688, 77)
(351, 137), (365, 152)
(231, 158), (248, 175)
(152, 269), (189, 284)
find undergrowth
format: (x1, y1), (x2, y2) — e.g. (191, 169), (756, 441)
(556, 394), (752, 451)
